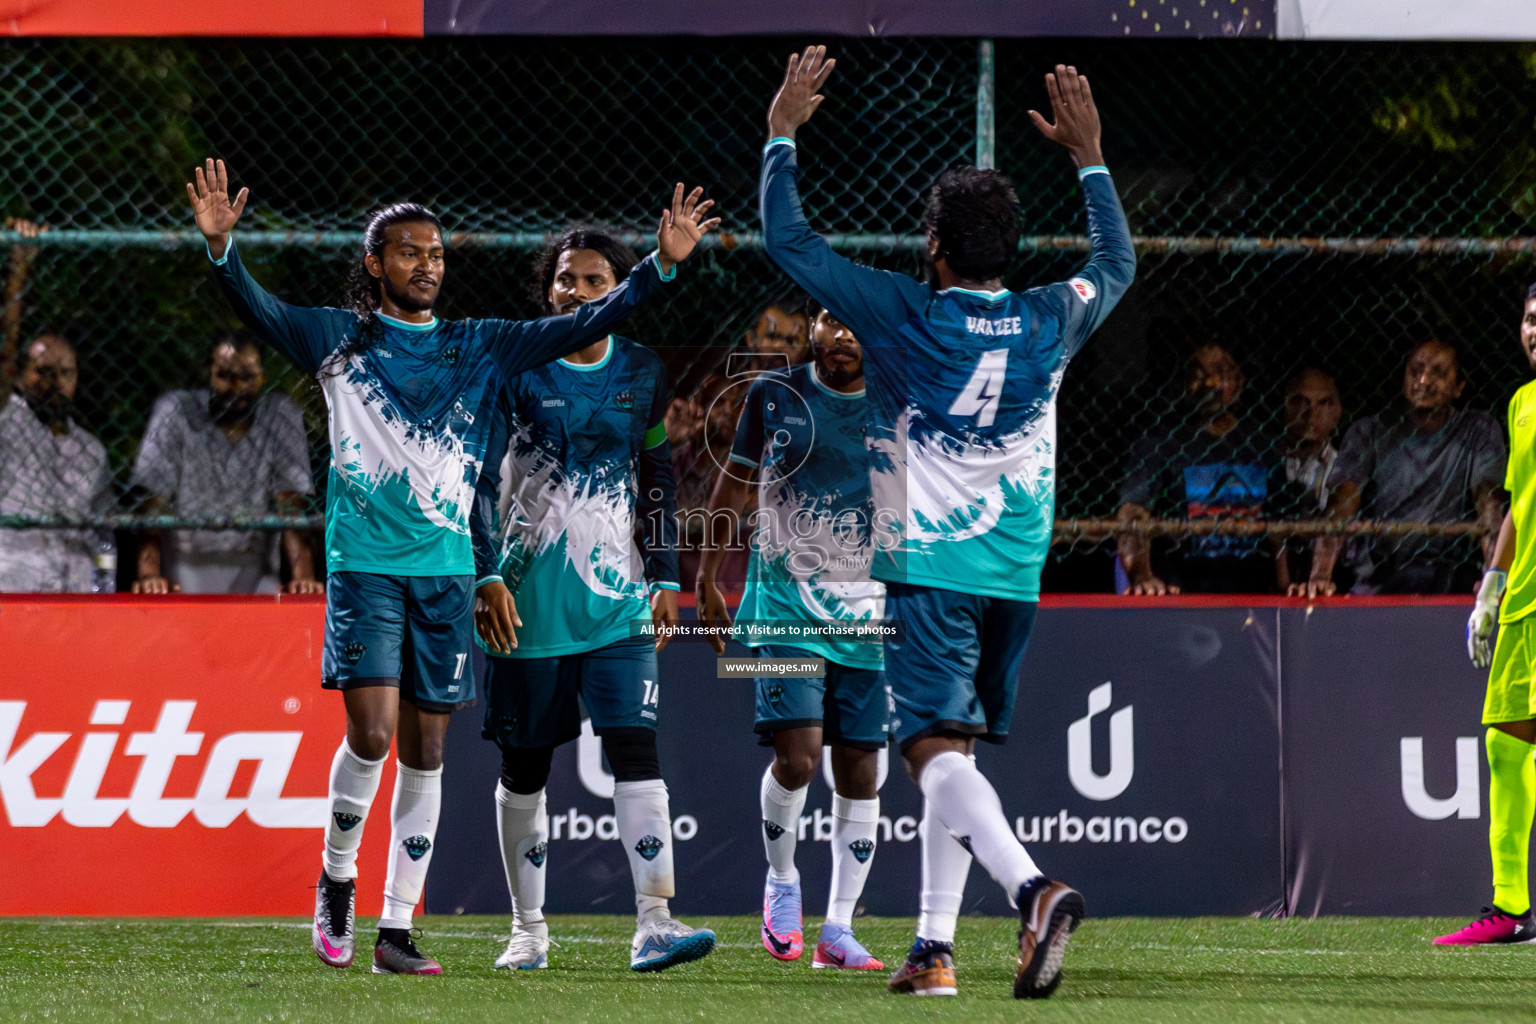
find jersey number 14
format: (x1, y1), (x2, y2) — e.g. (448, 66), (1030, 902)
(949, 348), (1009, 428)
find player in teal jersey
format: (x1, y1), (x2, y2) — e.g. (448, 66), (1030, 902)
(697, 299), (890, 970)
(471, 228), (714, 973)
(187, 161), (717, 974)
(760, 50), (1134, 998)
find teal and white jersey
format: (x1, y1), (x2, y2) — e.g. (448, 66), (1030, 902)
(210, 239), (670, 576)
(762, 143), (1135, 600)
(729, 363), (883, 670)
(473, 336), (679, 658)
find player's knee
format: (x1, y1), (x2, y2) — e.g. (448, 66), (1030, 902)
(500, 744), (555, 795)
(407, 737), (446, 772)
(834, 749), (879, 800)
(773, 750), (818, 790)
(601, 728), (661, 783)
(347, 723), (394, 763)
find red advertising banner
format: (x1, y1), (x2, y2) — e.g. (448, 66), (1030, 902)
(0, 596), (392, 916)
(0, 0), (422, 37)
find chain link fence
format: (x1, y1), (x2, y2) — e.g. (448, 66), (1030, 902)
(2, 37), (1533, 593)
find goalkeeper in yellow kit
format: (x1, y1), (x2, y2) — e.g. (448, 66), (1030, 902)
(1441, 284), (1536, 945)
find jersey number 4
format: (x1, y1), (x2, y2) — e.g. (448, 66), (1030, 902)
(948, 348), (1009, 428)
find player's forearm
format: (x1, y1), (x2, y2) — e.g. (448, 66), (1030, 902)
(636, 444), (681, 587)
(758, 141), (854, 293)
(469, 477), (503, 584)
(1487, 509), (1517, 574)
(208, 240), (319, 369)
(1079, 171), (1136, 303)
(497, 256), (669, 376)
(204, 233), (231, 262)
(760, 142), (906, 337)
(698, 470), (751, 584)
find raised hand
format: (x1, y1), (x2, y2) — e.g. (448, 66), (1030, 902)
(185, 158), (248, 260)
(767, 44), (836, 140)
(1027, 65), (1104, 168)
(655, 183), (721, 273)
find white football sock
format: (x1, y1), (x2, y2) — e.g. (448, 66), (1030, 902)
(321, 739), (384, 883)
(825, 793), (879, 928)
(916, 798), (973, 944)
(920, 750), (1040, 906)
(379, 762), (442, 930)
(615, 778), (674, 924)
(761, 763), (808, 886)
(495, 783), (548, 932)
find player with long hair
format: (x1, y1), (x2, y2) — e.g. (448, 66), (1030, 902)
(187, 160), (717, 974)
(471, 227), (715, 972)
(759, 49), (1134, 998)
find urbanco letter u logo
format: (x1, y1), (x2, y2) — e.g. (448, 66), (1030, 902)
(1067, 682), (1134, 801)
(1400, 736), (1480, 820)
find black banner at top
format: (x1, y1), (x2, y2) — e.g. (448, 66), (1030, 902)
(425, 0), (1277, 38)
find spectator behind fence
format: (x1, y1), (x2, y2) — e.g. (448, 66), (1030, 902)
(0, 331), (115, 592)
(674, 370), (749, 587)
(1307, 336), (1506, 595)
(1273, 367), (1342, 593)
(664, 391), (701, 447)
(129, 332), (320, 594)
(1116, 342), (1280, 594)
(745, 294), (810, 374)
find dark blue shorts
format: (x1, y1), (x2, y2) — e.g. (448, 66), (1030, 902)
(482, 636), (659, 750)
(320, 571), (477, 712)
(883, 581), (1037, 749)
(752, 644), (891, 750)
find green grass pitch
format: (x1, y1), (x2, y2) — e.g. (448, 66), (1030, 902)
(2, 915), (1532, 1023)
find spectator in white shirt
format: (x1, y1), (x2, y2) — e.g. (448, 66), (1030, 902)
(130, 332), (320, 594)
(0, 331), (114, 592)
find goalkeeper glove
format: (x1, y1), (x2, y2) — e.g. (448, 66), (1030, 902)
(1467, 569), (1507, 670)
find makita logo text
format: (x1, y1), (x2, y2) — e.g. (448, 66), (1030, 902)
(0, 701), (325, 829)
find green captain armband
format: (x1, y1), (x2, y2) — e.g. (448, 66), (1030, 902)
(643, 421), (667, 449)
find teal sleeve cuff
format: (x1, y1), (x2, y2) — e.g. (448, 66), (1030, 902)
(648, 250), (677, 282)
(764, 137), (796, 153)
(1077, 165), (1110, 180)
(727, 452), (759, 468)
(206, 238), (231, 267)
(653, 581), (681, 592)
(474, 574), (504, 588)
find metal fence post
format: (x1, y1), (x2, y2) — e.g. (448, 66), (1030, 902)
(976, 38), (995, 170)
